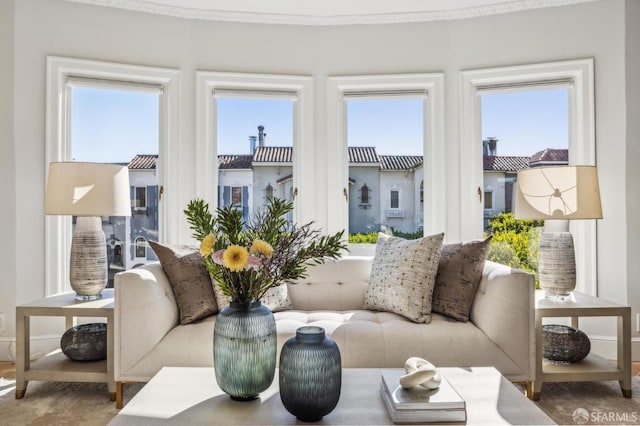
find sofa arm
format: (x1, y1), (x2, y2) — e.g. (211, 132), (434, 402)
(114, 262), (178, 382)
(470, 261), (535, 382)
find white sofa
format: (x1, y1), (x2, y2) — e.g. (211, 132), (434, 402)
(114, 256), (535, 407)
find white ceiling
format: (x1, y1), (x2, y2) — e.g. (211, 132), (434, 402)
(64, 0), (598, 25)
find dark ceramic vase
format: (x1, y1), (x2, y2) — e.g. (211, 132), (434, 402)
(542, 324), (591, 363)
(60, 323), (108, 361)
(279, 326), (342, 422)
(213, 301), (277, 400)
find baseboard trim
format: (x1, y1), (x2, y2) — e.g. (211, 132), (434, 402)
(589, 334), (640, 361)
(0, 334), (62, 363)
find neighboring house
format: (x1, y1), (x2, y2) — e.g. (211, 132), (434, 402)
(482, 139), (569, 228)
(126, 154), (159, 268)
(252, 146), (294, 224)
(218, 154), (253, 223)
(348, 147), (381, 234)
(101, 144), (568, 273)
(379, 155), (424, 234)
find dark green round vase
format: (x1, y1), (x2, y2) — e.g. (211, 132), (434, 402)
(213, 301), (277, 400)
(279, 326), (342, 421)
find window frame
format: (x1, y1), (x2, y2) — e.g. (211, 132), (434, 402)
(45, 56), (180, 296)
(460, 58), (596, 294)
(326, 73), (445, 239)
(231, 186), (243, 207)
(135, 237), (147, 258)
(195, 71), (313, 226)
(134, 186), (148, 212)
(389, 189), (400, 210)
(360, 184), (370, 205)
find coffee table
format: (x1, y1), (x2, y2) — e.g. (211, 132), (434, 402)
(109, 367), (553, 425)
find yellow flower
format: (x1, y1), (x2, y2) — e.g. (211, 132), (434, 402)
(199, 234), (216, 257)
(223, 245), (249, 272)
(250, 239), (273, 258)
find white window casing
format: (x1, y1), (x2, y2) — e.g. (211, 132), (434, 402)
(45, 56), (180, 296)
(195, 72), (313, 226)
(460, 58), (596, 295)
(326, 73), (446, 238)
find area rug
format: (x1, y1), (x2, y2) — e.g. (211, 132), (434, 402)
(1, 376), (639, 425)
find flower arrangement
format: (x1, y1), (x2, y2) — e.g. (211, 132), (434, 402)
(184, 197), (347, 304)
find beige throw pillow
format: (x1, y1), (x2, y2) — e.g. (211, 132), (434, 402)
(431, 236), (492, 322)
(148, 241), (218, 325)
(363, 233), (444, 323)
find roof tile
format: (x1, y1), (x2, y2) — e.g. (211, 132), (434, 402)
(128, 154), (157, 169)
(218, 155), (253, 169)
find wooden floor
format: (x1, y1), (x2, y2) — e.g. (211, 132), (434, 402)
(2, 361), (640, 380)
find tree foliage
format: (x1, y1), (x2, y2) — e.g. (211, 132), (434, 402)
(486, 212), (543, 284)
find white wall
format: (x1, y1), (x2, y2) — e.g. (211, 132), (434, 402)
(0, 0), (16, 357)
(2, 0), (636, 360)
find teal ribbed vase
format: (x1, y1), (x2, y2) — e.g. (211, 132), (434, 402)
(213, 301), (276, 400)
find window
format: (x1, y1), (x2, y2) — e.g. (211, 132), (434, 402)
(46, 56), (179, 295)
(461, 59), (596, 294)
(134, 187), (147, 211)
(216, 97), (293, 218)
(345, 97), (423, 237)
(327, 73), (445, 246)
(70, 86), (159, 288)
(360, 184), (370, 205)
(231, 186), (243, 207)
(135, 237), (147, 258)
(390, 190), (400, 209)
(265, 183), (274, 201)
(484, 190), (493, 209)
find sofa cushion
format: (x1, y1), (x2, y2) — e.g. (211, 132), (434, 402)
(432, 236), (492, 322)
(363, 233), (444, 323)
(149, 241), (218, 324)
(213, 281), (293, 312)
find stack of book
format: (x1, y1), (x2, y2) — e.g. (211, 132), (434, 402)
(380, 369), (467, 424)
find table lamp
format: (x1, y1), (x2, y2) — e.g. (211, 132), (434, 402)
(514, 165), (602, 300)
(45, 162), (131, 300)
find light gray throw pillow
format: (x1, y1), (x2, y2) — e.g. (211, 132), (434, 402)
(364, 233), (444, 323)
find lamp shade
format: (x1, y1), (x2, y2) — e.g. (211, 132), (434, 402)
(514, 165), (602, 220)
(45, 162), (131, 217)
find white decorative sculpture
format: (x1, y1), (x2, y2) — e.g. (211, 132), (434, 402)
(398, 357), (442, 390)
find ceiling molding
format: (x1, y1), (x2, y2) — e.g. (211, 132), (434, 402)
(63, 0), (600, 26)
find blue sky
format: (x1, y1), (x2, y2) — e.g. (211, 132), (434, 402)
(71, 86), (568, 162)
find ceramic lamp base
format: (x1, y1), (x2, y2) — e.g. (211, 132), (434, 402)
(538, 231), (576, 299)
(70, 216), (107, 300)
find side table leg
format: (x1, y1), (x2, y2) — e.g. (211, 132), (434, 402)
(619, 314), (632, 398)
(15, 309), (29, 399)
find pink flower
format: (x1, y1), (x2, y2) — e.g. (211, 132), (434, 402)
(246, 255), (263, 271)
(212, 249), (225, 266)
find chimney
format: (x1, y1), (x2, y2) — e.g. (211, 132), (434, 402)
(249, 136), (257, 152)
(258, 125), (266, 147)
(483, 137), (498, 156)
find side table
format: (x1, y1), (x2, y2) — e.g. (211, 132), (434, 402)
(533, 290), (631, 400)
(15, 288), (115, 400)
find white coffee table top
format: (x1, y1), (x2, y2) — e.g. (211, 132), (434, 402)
(110, 367), (554, 425)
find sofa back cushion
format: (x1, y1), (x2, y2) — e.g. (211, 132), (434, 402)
(288, 257), (373, 311)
